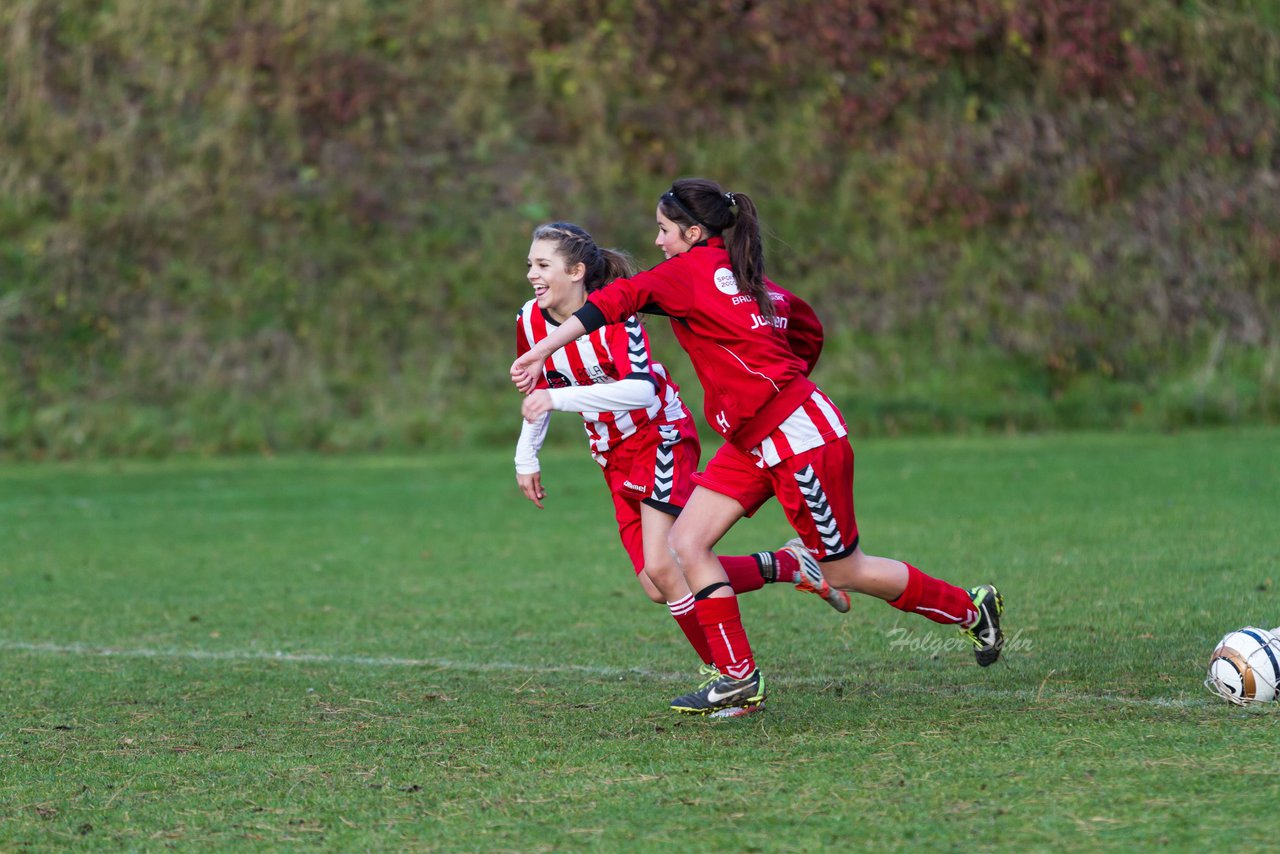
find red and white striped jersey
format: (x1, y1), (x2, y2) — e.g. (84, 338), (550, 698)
(515, 300), (686, 464)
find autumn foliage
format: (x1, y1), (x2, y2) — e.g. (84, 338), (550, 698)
(1, 0), (1275, 457)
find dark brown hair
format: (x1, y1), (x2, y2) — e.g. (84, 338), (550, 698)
(658, 177), (773, 322)
(531, 222), (635, 292)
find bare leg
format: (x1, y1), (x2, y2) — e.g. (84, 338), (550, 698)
(665, 486), (748, 596)
(638, 503), (712, 664)
(639, 503), (692, 602)
(634, 565), (666, 603)
(818, 544), (910, 600)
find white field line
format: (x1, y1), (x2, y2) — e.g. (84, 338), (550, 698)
(0, 639), (667, 678)
(0, 638), (1216, 710)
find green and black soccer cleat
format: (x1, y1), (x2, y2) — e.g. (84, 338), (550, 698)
(962, 584), (1005, 667)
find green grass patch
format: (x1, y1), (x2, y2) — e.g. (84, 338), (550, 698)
(2, 430), (1278, 849)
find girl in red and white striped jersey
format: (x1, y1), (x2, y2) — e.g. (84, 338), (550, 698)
(512, 185), (1005, 716)
(514, 222), (849, 678)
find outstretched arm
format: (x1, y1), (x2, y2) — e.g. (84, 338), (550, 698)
(510, 314), (587, 393)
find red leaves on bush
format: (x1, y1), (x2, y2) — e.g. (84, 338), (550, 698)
(524, 0), (1144, 136)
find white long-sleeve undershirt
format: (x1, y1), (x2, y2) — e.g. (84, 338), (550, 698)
(512, 378), (657, 474)
(546, 377), (656, 414)
(514, 412), (550, 475)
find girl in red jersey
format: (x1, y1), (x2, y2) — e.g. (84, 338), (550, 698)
(512, 184), (1005, 716)
(514, 222), (849, 692)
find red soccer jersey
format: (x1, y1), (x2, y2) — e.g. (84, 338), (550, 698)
(578, 238), (828, 452)
(515, 300), (685, 464)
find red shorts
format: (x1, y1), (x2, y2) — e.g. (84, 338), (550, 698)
(692, 438), (859, 561)
(602, 418), (701, 573)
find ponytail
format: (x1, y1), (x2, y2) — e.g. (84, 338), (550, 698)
(531, 222), (636, 293)
(660, 178), (774, 323)
(598, 247), (636, 289)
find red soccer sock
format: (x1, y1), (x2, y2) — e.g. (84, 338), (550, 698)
(695, 594), (757, 679)
(719, 555), (766, 594)
(668, 594), (713, 664)
(888, 563), (977, 626)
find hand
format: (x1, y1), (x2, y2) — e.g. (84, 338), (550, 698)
(517, 472), (546, 508)
(510, 350), (543, 394)
(521, 389), (553, 423)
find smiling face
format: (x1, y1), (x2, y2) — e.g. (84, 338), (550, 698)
(654, 206), (701, 260)
(526, 238), (586, 323)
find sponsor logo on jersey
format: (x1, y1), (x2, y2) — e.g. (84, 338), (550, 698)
(557, 364), (612, 386)
(714, 268), (740, 295)
(749, 314), (788, 331)
(623, 480), (648, 492)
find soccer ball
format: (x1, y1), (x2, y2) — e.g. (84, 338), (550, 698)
(1204, 626), (1280, 705)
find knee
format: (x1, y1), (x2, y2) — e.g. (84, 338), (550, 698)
(644, 557), (679, 589)
(637, 570), (667, 603)
(665, 526), (700, 564)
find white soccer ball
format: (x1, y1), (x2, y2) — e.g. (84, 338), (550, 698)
(1204, 626), (1280, 705)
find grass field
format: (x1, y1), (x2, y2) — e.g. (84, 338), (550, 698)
(2, 429), (1278, 851)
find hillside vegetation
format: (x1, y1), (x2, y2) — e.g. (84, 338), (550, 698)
(1, 0), (1277, 458)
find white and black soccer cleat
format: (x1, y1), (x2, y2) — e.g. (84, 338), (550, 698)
(784, 538), (851, 613)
